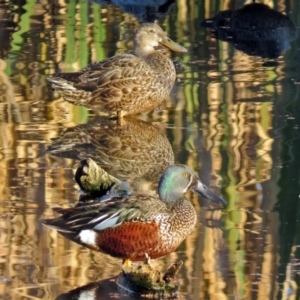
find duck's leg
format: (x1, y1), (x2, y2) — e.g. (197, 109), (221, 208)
(144, 253), (151, 265)
(117, 111), (125, 125)
(122, 258), (132, 268)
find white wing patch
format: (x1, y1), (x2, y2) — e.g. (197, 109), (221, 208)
(79, 230), (97, 246)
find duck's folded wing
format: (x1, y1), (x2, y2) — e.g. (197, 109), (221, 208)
(40, 195), (168, 233)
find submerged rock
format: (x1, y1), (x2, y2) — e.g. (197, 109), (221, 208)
(117, 258), (183, 296)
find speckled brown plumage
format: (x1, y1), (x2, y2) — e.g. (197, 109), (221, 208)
(47, 117), (174, 183)
(47, 23), (187, 116)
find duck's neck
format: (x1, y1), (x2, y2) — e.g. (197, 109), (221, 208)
(134, 42), (157, 58)
(134, 47), (174, 76)
(158, 181), (184, 206)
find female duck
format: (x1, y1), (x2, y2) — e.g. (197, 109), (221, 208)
(47, 23), (187, 118)
(41, 165), (226, 264)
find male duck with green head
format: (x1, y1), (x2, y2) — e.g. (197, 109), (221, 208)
(41, 164), (226, 265)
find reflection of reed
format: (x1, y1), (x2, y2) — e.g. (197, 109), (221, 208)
(176, 2), (279, 299)
(201, 90), (273, 187)
(1, 0), (298, 299)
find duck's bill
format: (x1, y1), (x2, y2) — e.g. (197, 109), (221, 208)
(193, 181), (227, 206)
(160, 36), (188, 53)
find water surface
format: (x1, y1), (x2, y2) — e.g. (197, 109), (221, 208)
(1, 0), (300, 299)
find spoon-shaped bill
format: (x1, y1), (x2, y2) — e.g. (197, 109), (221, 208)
(160, 36), (188, 53)
(192, 180), (227, 206)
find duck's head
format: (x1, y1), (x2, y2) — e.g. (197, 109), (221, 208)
(134, 23), (187, 54)
(158, 164), (227, 206)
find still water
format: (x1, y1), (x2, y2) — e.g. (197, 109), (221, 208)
(1, 0), (300, 299)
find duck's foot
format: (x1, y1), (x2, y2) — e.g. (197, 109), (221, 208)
(117, 258), (183, 296)
(123, 258), (132, 268)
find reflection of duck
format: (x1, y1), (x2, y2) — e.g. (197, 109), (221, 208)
(47, 23), (187, 118)
(55, 278), (119, 300)
(46, 117), (174, 187)
(41, 164), (226, 263)
(75, 158), (131, 201)
(94, 0), (176, 22)
(201, 3), (297, 58)
(56, 278), (149, 300)
(55, 260), (182, 299)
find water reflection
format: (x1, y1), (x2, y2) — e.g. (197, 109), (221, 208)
(94, 0), (176, 22)
(274, 90), (300, 299)
(202, 3), (297, 59)
(47, 117), (174, 190)
(2, 0), (300, 299)
(55, 278), (120, 300)
(55, 277), (165, 300)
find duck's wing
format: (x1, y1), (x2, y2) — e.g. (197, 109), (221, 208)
(52, 54), (157, 92)
(47, 52), (171, 113)
(46, 117), (174, 183)
(40, 195), (167, 233)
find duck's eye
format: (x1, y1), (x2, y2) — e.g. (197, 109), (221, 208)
(182, 173), (189, 178)
(149, 29), (155, 33)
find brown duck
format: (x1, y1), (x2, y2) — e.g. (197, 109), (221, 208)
(46, 117), (174, 186)
(47, 23), (187, 118)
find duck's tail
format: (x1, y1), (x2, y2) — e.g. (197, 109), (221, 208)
(40, 217), (73, 233)
(47, 76), (77, 91)
(47, 76), (94, 107)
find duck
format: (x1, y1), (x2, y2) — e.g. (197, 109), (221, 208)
(41, 164), (226, 265)
(46, 117), (175, 187)
(47, 23), (187, 119)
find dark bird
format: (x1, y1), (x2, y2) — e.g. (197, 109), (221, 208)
(93, 0), (176, 22)
(201, 3), (297, 58)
